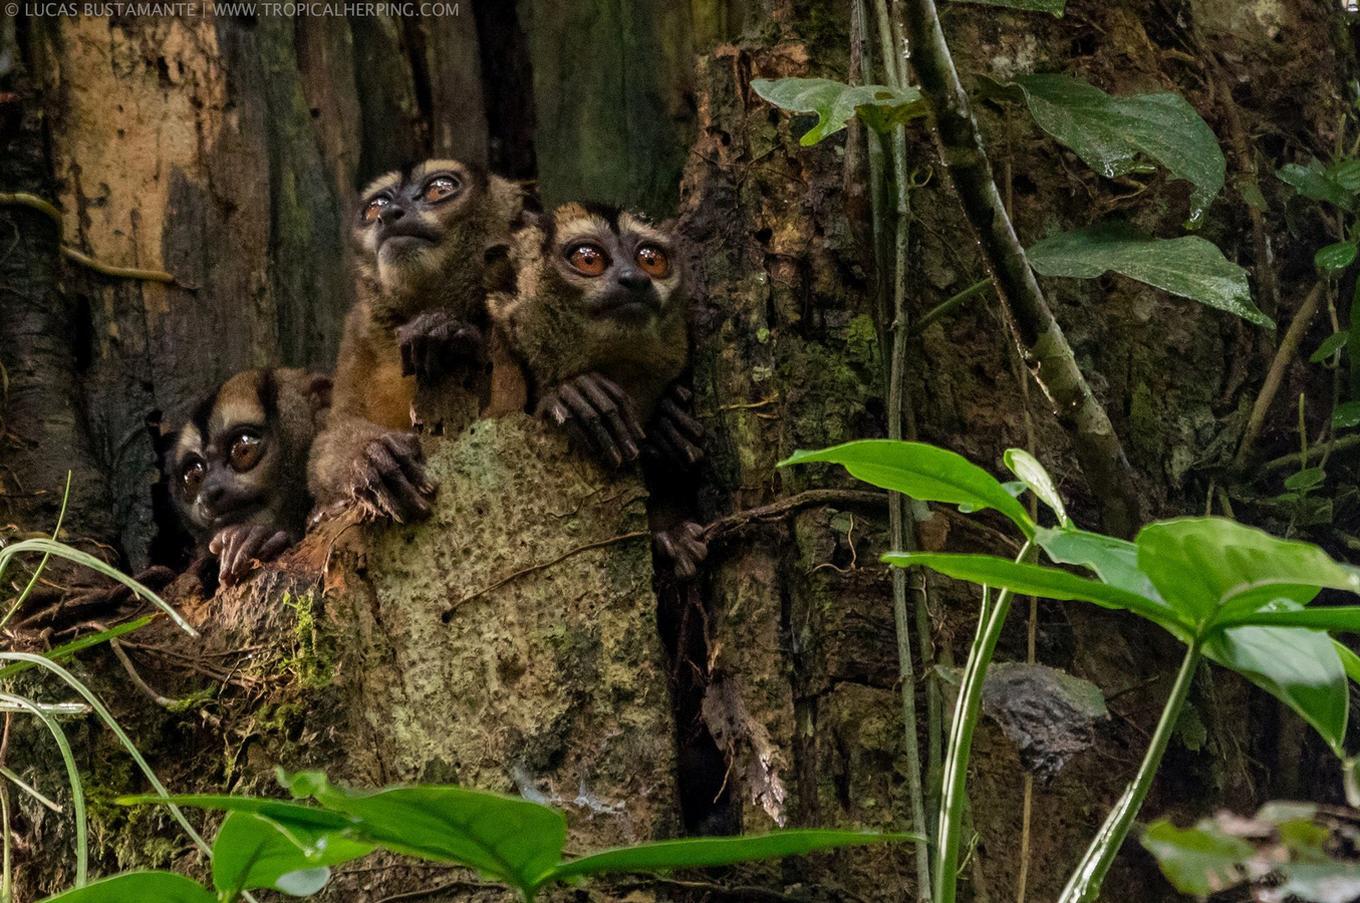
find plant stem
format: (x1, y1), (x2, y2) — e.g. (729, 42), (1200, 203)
(871, 2), (932, 897)
(909, 278), (993, 336)
(900, 0), (1142, 537)
(1058, 641), (1202, 902)
(935, 541), (1037, 903)
(1234, 281), (1324, 469)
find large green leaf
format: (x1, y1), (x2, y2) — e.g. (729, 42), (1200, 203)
(781, 440), (1035, 536)
(282, 771), (566, 891)
(1203, 621), (1348, 756)
(950, 0), (1064, 15)
(119, 793), (358, 832)
(1216, 607), (1360, 632)
(750, 78), (927, 146)
(37, 872), (214, 903)
(549, 830), (919, 883)
(884, 552), (1183, 630)
(212, 811), (373, 897)
(1034, 527), (1163, 604)
(1135, 518), (1360, 628)
(986, 73), (1224, 221)
(1028, 223), (1269, 328)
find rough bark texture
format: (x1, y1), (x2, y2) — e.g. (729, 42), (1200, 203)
(3, 1), (1360, 902)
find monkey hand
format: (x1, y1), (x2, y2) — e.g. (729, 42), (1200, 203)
(653, 521), (709, 581)
(349, 432), (438, 523)
(536, 372), (646, 469)
(397, 310), (486, 383)
(209, 524), (295, 586)
(644, 385), (705, 468)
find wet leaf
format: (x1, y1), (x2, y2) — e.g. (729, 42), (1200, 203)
(985, 73), (1224, 221)
(1316, 241), (1358, 273)
(1278, 160), (1356, 212)
(1311, 332), (1348, 363)
(1028, 223), (1269, 328)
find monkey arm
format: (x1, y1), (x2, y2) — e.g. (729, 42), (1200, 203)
(308, 414), (437, 523)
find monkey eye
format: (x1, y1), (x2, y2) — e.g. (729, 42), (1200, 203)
(635, 244), (671, 279)
(422, 175), (461, 204)
(228, 430), (264, 472)
(566, 242), (609, 277)
(181, 459), (205, 496)
(361, 196), (390, 224)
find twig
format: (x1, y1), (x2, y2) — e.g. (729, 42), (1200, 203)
(441, 530), (648, 621)
(910, 278), (993, 336)
(902, 0), (1142, 537)
(703, 489), (888, 541)
(372, 877), (503, 903)
(874, 2), (933, 897)
(0, 192), (177, 284)
(1233, 281), (1324, 468)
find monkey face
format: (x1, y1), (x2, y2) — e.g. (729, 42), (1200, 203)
(543, 204), (684, 325)
(352, 159), (489, 295)
(168, 371), (290, 539)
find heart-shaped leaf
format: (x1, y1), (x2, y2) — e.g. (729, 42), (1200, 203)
(1278, 160), (1356, 212)
(781, 441), (1035, 536)
(1316, 242), (1358, 273)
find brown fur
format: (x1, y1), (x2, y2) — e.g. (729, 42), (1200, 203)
(488, 204), (690, 421)
(311, 158), (528, 510)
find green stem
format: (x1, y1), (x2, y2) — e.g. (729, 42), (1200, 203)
(934, 541), (1036, 903)
(909, 278), (993, 337)
(1058, 641), (1202, 903)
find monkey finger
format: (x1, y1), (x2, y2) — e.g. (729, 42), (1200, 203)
(654, 530), (680, 562)
(658, 418), (704, 465)
(379, 433), (435, 497)
(670, 385), (693, 405)
(588, 374), (647, 443)
(646, 429), (687, 467)
(574, 375), (639, 461)
(659, 399), (704, 443)
(256, 530), (293, 563)
(222, 525), (267, 583)
(558, 383), (624, 468)
(380, 468), (433, 522)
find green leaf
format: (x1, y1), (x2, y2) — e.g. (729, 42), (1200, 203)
(1135, 518), (1360, 627)
(1329, 158), (1360, 191)
(549, 830), (920, 883)
(281, 771), (566, 891)
(1203, 619), (1349, 756)
(949, 0), (1064, 13)
(1278, 160), (1356, 212)
(1003, 448), (1068, 524)
(986, 74), (1224, 221)
(1316, 242), (1358, 273)
(883, 552), (1185, 631)
(1334, 402), (1360, 429)
(1311, 332), (1348, 364)
(212, 811), (372, 897)
(37, 872), (215, 903)
(750, 78), (928, 146)
(780, 440), (1035, 536)
(1215, 606), (1360, 632)
(1335, 640), (1360, 686)
(1028, 223), (1269, 328)
(1034, 527), (1162, 603)
(1284, 467), (1327, 491)
(1140, 820), (1254, 896)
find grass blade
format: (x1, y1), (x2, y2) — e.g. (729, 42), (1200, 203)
(0, 693), (86, 886)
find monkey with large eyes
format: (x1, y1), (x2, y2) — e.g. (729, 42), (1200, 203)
(309, 158), (528, 522)
(167, 368), (332, 585)
(488, 202), (707, 575)
(489, 202), (704, 469)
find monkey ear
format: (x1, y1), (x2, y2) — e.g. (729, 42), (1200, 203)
(305, 373), (333, 413)
(145, 410), (175, 458)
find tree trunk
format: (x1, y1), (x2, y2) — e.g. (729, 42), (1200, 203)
(1, 2), (1357, 901)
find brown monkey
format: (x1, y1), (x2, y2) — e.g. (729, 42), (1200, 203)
(309, 158), (528, 521)
(488, 202), (704, 470)
(488, 202), (707, 578)
(167, 368), (331, 584)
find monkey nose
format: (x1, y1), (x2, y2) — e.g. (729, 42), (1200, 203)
(378, 204), (407, 225)
(616, 267), (649, 291)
